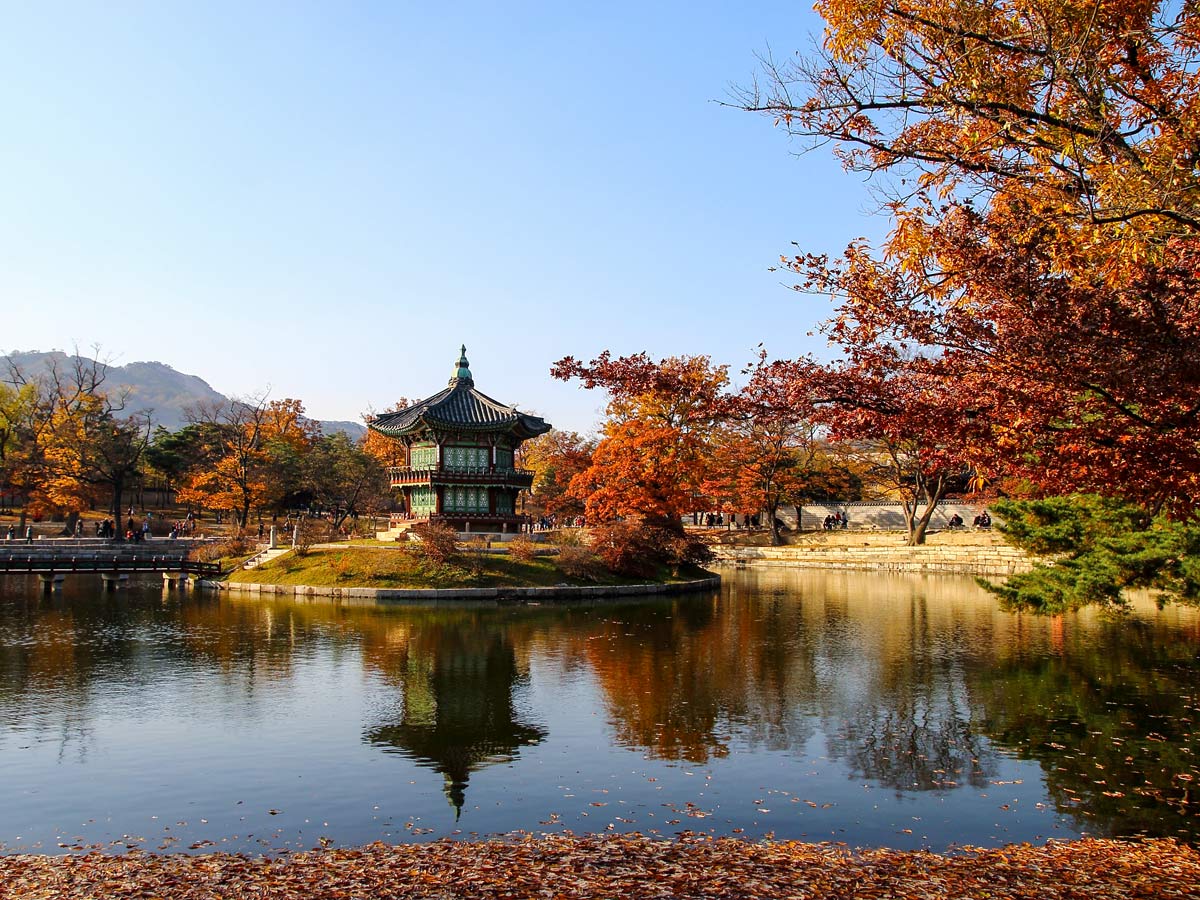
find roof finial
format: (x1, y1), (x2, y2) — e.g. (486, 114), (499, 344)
(451, 344), (473, 385)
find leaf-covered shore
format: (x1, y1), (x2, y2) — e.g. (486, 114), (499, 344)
(4, 835), (1198, 900)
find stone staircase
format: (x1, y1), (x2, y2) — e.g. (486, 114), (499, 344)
(242, 546), (293, 570)
(376, 521), (417, 542)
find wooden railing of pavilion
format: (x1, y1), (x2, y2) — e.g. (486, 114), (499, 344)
(386, 466), (536, 487)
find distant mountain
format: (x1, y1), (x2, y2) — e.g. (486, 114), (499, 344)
(317, 420), (368, 439)
(2, 351), (366, 439)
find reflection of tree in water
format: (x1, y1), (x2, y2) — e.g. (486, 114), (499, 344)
(8, 570), (1198, 839)
(828, 693), (991, 791)
(974, 614), (1200, 839)
(586, 579), (999, 790)
(582, 593), (819, 763)
(818, 596), (995, 791)
(0, 586), (166, 759)
(363, 617), (545, 815)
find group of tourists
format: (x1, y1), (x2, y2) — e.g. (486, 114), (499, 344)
(823, 512), (850, 530)
(531, 514), (585, 531)
(947, 510), (991, 529)
(168, 513), (198, 539)
(695, 512), (762, 528)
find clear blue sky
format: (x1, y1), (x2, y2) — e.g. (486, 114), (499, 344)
(1, 1), (885, 433)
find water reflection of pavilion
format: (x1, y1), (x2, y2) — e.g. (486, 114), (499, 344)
(365, 626), (545, 815)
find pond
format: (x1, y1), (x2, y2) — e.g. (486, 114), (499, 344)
(0, 567), (1197, 855)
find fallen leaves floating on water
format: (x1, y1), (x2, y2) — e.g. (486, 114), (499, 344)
(2, 834), (1199, 900)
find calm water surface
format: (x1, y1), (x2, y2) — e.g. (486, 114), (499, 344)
(1, 567), (1197, 854)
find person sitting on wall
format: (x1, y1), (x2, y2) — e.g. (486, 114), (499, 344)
(948, 514), (964, 528)
(973, 511), (992, 528)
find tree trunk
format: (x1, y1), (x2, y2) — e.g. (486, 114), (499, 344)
(908, 511), (934, 546)
(794, 505), (803, 532)
(62, 511), (80, 536)
(768, 501), (783, 546)
(905, 483), (948, 546)
(111, 480), (125, 542)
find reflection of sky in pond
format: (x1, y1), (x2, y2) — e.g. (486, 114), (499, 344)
(0, 568), (1197, 854)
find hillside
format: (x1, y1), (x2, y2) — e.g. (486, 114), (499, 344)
(2, 351), (366, 437)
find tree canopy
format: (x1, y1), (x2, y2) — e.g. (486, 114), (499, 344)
(741, 1), (1200, 515)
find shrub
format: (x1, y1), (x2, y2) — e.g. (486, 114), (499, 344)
(588, 522), (655, 577)
(411, 522), (460, 565)
(548, 528), (586, 548)
(461, 536), (490, 577)
(292, 519), (326, 556)
(506, 534), (539, 562)
(192, 534), (256, 564)
(330, 552), (353, 580)
(556, 545), (604, 581)
(589, 521), (712, 577)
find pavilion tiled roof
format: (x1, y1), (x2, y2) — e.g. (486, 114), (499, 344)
(369, 346), (551, 439)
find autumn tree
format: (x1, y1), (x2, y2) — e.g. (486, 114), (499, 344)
(551, 354), (729, 528)
(806, 346), (975, 545)
(781, 442), (862, 528)
(519, 429), (595, 519)
(2, 352), (152, 533)
(704, 352), (823, 545)
(0, 379), (38, 521)
(741, 2), (1200, 515)
(179, 396), (318, 527)
(303, 431), (388, 532)
(44, 402), (153, 532)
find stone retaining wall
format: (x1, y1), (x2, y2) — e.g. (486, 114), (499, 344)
(196, 575), (721, 603)
(758, 501), (1000, 531)
(711, 544), (1034, 576)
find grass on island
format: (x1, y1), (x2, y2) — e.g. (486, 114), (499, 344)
(226, 545), (712, 589)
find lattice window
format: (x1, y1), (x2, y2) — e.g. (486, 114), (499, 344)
(411, 445), (436, 469)
(410, 485), (436, 514)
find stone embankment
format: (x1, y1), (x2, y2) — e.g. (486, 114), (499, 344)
(197, 575), (721, 602)
(711, 533), (1033, 576)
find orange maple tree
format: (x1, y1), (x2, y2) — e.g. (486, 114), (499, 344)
(703, 353), (825, 544)
(519, 429), (595, 519)
(552, 354), (730, 527)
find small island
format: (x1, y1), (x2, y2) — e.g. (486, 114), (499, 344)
(208, 348), (718, 600)
(215, 536), (719, 600)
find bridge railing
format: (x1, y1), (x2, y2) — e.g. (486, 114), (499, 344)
(0, 554), (221, 576)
